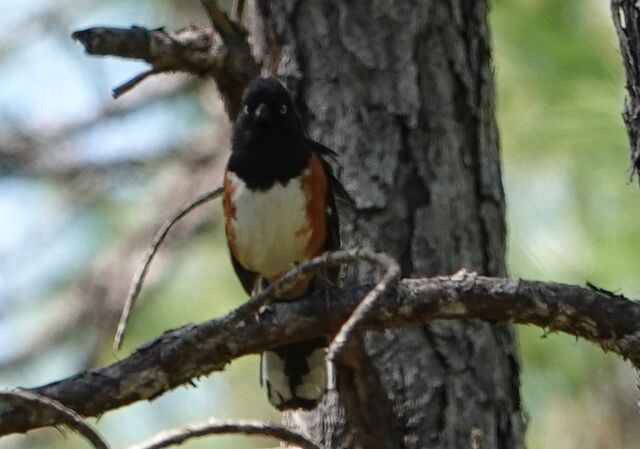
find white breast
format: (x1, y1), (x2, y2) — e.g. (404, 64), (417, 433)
(227, 171), (311, 279)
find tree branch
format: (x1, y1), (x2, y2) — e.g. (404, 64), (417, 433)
(200, 0), (241, 40)
(114, 186), (224, 350)
(71, 21), (259, 117)
(326, 251), (400, 361)
(126, 418), (322, 449)
(0, 389), (108, 449)
(112, 69), (162, 98)
(3, 269), (640, 435)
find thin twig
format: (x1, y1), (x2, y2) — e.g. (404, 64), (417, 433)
(126, 419), (323, 449)
(113, 186), (223, 350)
(326, 252), (400, 361)
(238, 249), (398, 316)
(0, 389), (108, 449)
(112, 69), (162, 99)
(234, 248), (400, 357)
(240, 248), (402, 359)
(232, 0), (246, 22)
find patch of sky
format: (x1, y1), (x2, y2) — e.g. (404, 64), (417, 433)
(0, 337), (89, 387)
(68, 0), (161, 30)
(0, 0), (57, 31)
(62, 91), (205, 164)
(0, 178), (105, 309)
(0, 36), (100, 130)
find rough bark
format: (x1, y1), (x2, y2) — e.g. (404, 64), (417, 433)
(611, 0), (640, 181)
(4, 273), (639, 436)
(252, 1), (525, 448)
(611, 0), (640, 183)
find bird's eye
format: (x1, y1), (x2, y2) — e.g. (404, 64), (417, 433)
(280, 104), (287, 114)
(243, 104), (249, 114)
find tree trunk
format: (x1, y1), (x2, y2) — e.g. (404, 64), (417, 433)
(252, 1), (525, 448)
(611, 0), (640, 184)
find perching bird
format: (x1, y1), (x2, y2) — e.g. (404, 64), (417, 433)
(222, 77), (350, 410)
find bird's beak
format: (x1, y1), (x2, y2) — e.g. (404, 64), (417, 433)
(254, 103), (271, 124)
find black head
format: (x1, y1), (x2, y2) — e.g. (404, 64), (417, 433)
(242, 77), (294, 122)
(228, 77), (310, 189)
(232, 77), (307, 152)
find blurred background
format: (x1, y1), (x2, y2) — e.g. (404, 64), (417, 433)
(0, 0), (637, 448)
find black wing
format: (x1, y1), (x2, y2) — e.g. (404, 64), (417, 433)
(227, 241), (259, 295)
(309, 139), (353, 284)
(309, 139), (354, 206)
(321, 177), (342, 284)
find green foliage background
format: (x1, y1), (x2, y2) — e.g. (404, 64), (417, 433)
(495, 1), (639, 447)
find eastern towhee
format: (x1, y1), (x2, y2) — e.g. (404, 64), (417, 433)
(223, 77), (350, 410)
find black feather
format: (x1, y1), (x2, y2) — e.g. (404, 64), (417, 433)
(227, 240), (258, 295)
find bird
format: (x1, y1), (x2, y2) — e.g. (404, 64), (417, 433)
(222, 76), (350, 410)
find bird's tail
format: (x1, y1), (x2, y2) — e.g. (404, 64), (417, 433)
(260, 337), (331, 410)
